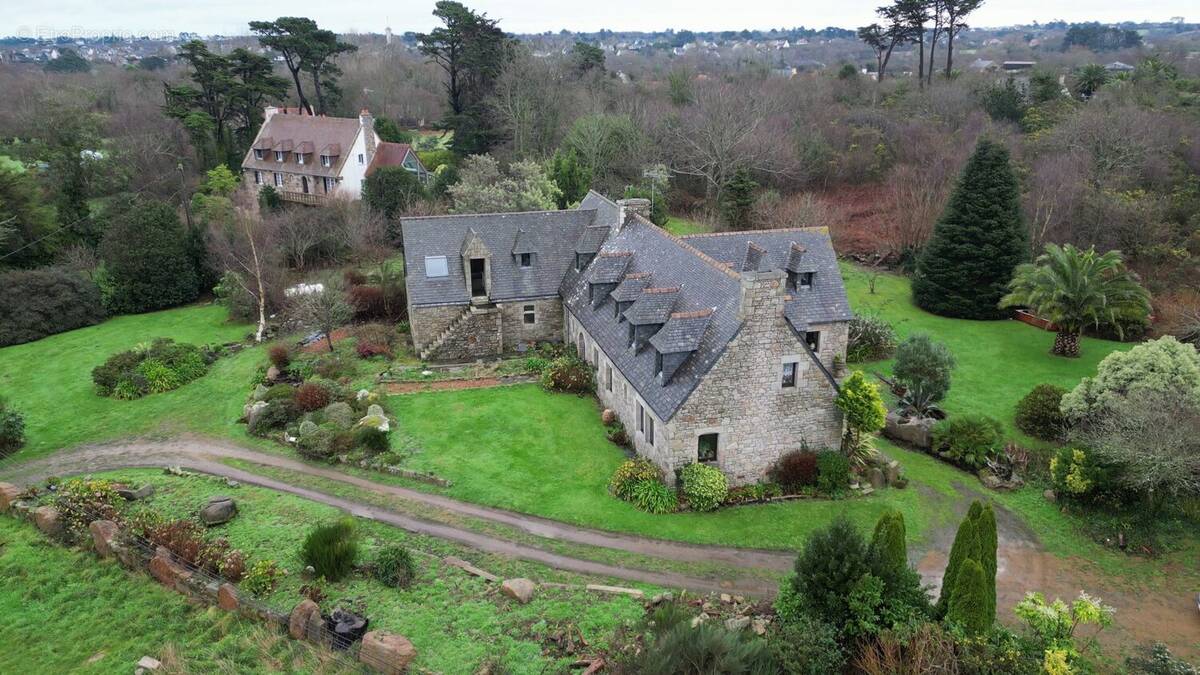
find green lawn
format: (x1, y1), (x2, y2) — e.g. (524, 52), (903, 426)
(0, 516), (355, 674)
(52, 468), (648, 674)
(841, 264), (1130, 440)
(664, 216), (712, 237)
(0, 303), (265, 458)
(387, 385), (957, 551)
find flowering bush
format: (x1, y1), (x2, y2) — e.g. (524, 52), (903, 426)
(609, 458), (662, 501)
(680, 462), (728, 512)
(1014, 591), (1114, 674)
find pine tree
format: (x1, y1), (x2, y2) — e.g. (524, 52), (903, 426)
(869, 509), (908, 579)
(946, 558), (991, 635)
(936, 501), (983, 617)
(721, 167), (758, 230)
(913, 139), (1027, 319)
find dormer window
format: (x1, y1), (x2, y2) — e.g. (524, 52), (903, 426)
(321, 154), (332, 167)
(576, 252), (595, 271)
(800, 272), (814, 289)
(254, 149), (265, 160)
(805, 331), (821, 353)
(275, 151), (285, 162)
(627, 324), (636, 349)
(297, 153), (306, 165)
(519, 253), (532, 268)
(654, 351), (664, 379)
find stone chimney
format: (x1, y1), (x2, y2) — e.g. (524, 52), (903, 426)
(737, 270), (786, 323)
(616, 198), (651, 230)
(359, 108), (376, 160)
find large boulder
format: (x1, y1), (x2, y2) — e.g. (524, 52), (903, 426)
(0, 483), (22, 512)
(359, 631), (417, 674)
(367, 404), (385, 418)
(266, 365), (281, 383)
(883, 411), (937, 449)
(89, 519), (120, 558)
(245, 401), (269, 428)
(33, 506), (62, 537)
(357, 414), (390, 433)
(867, 467), (886, 490)
(326, 608), (370, 650)
(289, 599), (320, 640)
(252, 384), (270, 401)
(501, 578), (537, 604)
(199, 496), (237, 526)
(217, 583), (239, 611)
(117, 484), (156, 501)
(149, 549), (191, 590)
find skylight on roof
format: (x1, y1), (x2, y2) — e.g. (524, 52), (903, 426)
(425, 256), (449, 278)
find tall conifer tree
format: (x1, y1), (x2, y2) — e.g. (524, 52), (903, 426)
(914, 139), (1026, 319)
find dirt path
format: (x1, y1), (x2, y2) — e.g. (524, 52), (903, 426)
(0, 437), (783, 596)
(4, 437), (1196, 656)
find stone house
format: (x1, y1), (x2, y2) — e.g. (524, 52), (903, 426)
(240, 107), (427, 206)
(402, 192), (852, 485)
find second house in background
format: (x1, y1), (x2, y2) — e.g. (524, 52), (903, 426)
(240, 106), (429, 206)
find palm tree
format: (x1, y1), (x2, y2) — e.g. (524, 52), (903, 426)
(1000, 244), (1150, 357)
(1072, 63), (1109, 99)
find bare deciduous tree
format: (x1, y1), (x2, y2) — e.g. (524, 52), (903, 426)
(207, 211), (282, 342)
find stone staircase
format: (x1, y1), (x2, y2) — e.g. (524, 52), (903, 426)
(418, 306), (474, 361)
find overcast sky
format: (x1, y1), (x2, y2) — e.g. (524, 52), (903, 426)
(7, 1), (1193, 39)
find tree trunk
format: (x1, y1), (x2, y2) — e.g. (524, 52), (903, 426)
(244, 218), (268, 343)
(916, 36), (925, 89)
(945, 31), (956, 78)
(326, 331), (335, 352)
(311, 69), (326, 115)
(1052, 330), (1080, 357)
(287, 64), (312, 115)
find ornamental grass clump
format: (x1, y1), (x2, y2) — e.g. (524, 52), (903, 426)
(609, 458), (662, 501)
(300, 519), (359, 582)
(374, 545), (417, 588)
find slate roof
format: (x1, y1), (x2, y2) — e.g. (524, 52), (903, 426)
(241, 112), (362, 178)
(403, 190), (851, 422)
(402, 208), (602, 306)
(365, 142), (423, 177)
(611, 273), (651, 302)
(561, 213), (745, 421)
(682, 229), (852, 328)
(588, 252), (632, 284)
(649, 310), (714, 354)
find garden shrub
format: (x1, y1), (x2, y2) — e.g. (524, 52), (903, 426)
(1061, 336), (1200, 422)
(680, 462), (728, 512)
(293, 381), (332, 412)
(296, 423), (342, 460)
(523, 356), (550, 374)
(313, 353), (356, 380)
(243, 559), (284, 596)
(300, 519), (358, 582)
(946, 559), (990, 635)
(787, 518), (872, 631)
(639, 621), (777, 674)
(847, 314), (897, 363)
(249, 399), (301, 436)
(769, 450), (819, 492)
(609, 458), (661, 501)
(930, 414), (1003, 470)
(816, 450), (851, 494)
(374, 545), (417, 588)
(144, 519), (207, 566)
(197, 538), (247, 581)
(349, 285), (386, 320)
(893, 334), (956, 403)
(321, 401), (357, 428)
(869, 509), (908, 579)
(768, 614), (845, 675)
(605, 420), (629, 447)
(0, 398), (26, 457)
(1125, 642), (1199, 675)
(630, 478), (678, 514)
(54, 479), (121, 542)
(0, 267), (105, 347)
(97, 197), (199, 314)
(835, 371), (887, 463)
(356, 340), (393, 359)
(268, 344), (291, 369)
(540, 355), (594, 393)
(263, 384), (296, 402)
(355, 426), (390, 453)
(1014, 384), (1068, 441)
(1049, 447), (1116, 503)
(91, 338), (215, 399)
(352, 322), (398, 360)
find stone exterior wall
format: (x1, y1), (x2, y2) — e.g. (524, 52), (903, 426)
(409, 304), (468, 354)
(243, 167), (339, 197)
(669, 272), (847, 486)
(499, 298), (563, 353)
(565, 311), (670, 476)
(428, 306), (501, 361)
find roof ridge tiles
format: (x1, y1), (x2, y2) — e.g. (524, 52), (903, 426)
(630, 214), (742, 280)
(643, 286), (681, 294)
(401, 208), (589, 222)
(599, 251), (633, 257)
(624, 272), (651, 280)
(679, 226), (830, 237)
(670, 308), (715, 319)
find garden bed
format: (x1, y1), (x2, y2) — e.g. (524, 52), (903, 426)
(383, 376), (535, 394)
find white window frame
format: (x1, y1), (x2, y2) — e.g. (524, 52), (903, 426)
(297, 153), (306, 165)
(253, 170), (261, 185)
(254, 149), (265, 160)
(522, 304), (536, 325)
(321, 154), (332, 167)
(358, 153), (365, 165)
(275, 151), (284, 162)
(273, 172), (283, 187)
(519, 252), (532, 268)
(424, 255), (449, 278)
